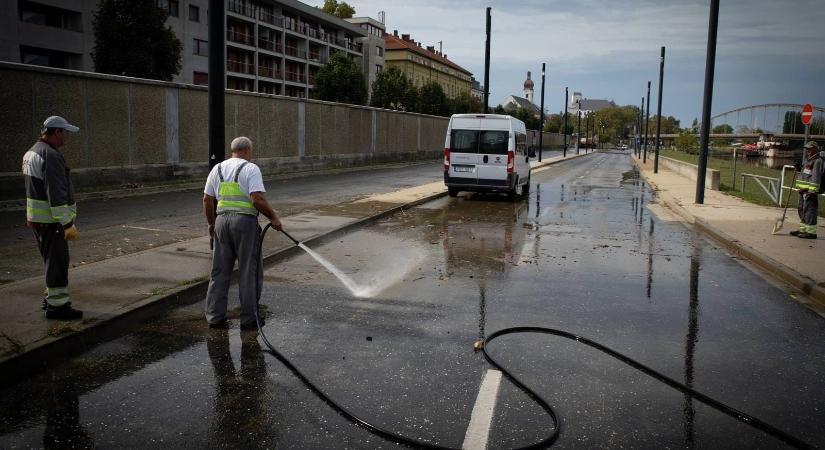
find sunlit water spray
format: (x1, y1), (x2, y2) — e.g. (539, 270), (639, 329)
(295, 234), (424, 298)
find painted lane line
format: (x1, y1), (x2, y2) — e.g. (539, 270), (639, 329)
(122, 225), (167, 232)
(462, 369), (503, 450)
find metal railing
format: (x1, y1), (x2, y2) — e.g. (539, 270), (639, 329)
(259, 11), (284, 27)
(284, 46), (306, 59)
(227, 30), (254, 46)
(307, 53), (326, 63)
(257, 66), (281, 79)
(258, 38), (283, 53)
(284, 71), (305, 83)
(227, 0), (255, 18)
(226, 60), (254, 75)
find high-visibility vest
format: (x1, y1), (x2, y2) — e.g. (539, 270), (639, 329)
(216, 161), (257, 216)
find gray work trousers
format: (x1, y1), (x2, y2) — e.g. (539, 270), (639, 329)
(205, 214), (262, 326)
(798, 191), (819, 234)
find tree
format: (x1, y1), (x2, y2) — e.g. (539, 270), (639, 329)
(417, 81), (449, 116)
(312, 52), (367, 105)
(675, 130), (698, 152)
(320, 0), (355, 18)
(451, 92), (482, 115)
(712, 124), (733, 134)
(510, 107), (539, 130)
(370, 67), (416, 111)
(92, 0), (181, 81)
(493, 105), (506, 115)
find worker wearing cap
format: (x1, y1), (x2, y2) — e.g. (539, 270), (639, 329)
(792, 141), (823, 239)
(203, 137), (283, 330)
(22, 116), (82, 320)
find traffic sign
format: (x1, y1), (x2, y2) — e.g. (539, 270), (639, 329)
(802, 103), (813, 125)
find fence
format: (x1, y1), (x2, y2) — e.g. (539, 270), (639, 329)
(0, 62), (448, 198)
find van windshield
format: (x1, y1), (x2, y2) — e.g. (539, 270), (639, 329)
(479, 131), (509, 155)
(451, 130), (478, 154)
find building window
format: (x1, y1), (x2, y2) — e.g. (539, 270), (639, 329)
(158, 0), (179, 17)
(375, 64), (382, 75)
(376, 47), (383, 57)
(188, 5), (199, 22)
(193, 71), (208, 85)
(193, 38), (208, 56)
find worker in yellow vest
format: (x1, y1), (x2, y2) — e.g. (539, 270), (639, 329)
(792, 141), (823, 239)
(202, 137), (282, 330)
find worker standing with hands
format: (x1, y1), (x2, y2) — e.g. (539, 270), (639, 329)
(22, 116), (82, 320)
(203, 137), (282, 330)
(792, 141), (823, 239)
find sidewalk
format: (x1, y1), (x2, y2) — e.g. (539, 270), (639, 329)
(633, 155), (825, 312)
(0, 151), (587, 375)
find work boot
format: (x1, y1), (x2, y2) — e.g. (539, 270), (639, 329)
(240, 317), (263, 331)
(208, 318), (228, 329)
(790, 230), (801, 237)
(45, 303), (83, 320)
(798, 232), (818, 239)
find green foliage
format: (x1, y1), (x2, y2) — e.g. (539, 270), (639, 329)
(784, 111), (825, 135)
(587, 106), (642, 142)
(510, 107), (540, 130)
(675, 130), (698, 151)
(712, 124), (734, 134)
(417, 81), (449, 116)
(312, 52), (367, 105)
(493, 105), (506, 114)
(370, 67), (416, 111)
(92, 0), (182, 81)
(321, 0), (355, 18)
(450, 92), (482, 115)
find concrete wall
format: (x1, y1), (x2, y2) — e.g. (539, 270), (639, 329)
(0, 62), (447, 199)
(528, 131), (566, 149)
(660, 156), (721, 191)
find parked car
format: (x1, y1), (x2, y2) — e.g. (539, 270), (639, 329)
(443, 114), (532, 199)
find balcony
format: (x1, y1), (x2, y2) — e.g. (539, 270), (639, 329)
(284, 71), (306, 83)
(258, 66), (281, 79)
(227, 30), (254, 46)
(307, 53), (326, 64)
(227, 60), (254, 75)
(227, 0), (255, 18)
(259, 10), (283, 27)
(285, 46), (306, 59)
(308, 73), (316, 85)
(258, 38), (283, 53)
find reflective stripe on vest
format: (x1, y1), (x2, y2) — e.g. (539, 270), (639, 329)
(26, 198), (76, 224)
(795, 179), (820, 192)
(216, 161), (257, 215)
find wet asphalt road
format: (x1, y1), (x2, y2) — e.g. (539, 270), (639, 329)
(1, 151), (824, 449)
(0, 161), (447, 284)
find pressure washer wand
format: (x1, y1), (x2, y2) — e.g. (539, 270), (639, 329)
(261, 223), (300, 246)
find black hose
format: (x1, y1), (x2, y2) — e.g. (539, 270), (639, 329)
(253, 225), (814, 450)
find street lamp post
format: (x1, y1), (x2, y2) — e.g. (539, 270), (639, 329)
(696, 0), (720, 204)
(563, 87), (568, 158)
(654, 46), (666, 174)
(539, 63), (546, 162)
(483, 7), (491, 114)
(208, 0), (225, 168)
(643, 81), (651, 163)
(577, 111), (582, 154)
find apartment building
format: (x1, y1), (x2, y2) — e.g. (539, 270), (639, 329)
(0, 0), (367, 98)
(345, 16), (385, 101)
(384, 31), (472, 99)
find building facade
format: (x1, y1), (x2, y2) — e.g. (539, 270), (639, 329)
(0, 0), (367, 99)
(383, 31), (472, 99)
(470, 77), (483, 102)
(567, 91), (617, 116)
(345, 16), (384, 101)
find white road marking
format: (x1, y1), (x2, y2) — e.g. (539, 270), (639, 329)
(462, 369), (503, 450)
(122, 225), (166, 232)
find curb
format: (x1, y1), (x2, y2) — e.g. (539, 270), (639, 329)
(631, 158), (825, 309)
(0, 153), (587, 384)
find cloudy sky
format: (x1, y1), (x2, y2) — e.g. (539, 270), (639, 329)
(317, 0), (825, 125)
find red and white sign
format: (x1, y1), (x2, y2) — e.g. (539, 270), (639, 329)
(802, 103), (814, 125)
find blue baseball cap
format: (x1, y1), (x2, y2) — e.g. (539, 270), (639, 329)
(42, 116), (79, 133)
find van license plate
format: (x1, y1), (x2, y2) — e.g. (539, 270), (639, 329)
(453, 165), (474, 173)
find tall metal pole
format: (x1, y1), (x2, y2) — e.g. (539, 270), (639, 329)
(208, 0), (225, 168)
(654, 46), (666, 174)
(538, 63), (546, 162)
(483, 7), (491, 114)
(643, 81), (651, 163)
(640, 98), (645, 160)
(803, 123), (810, 165)
(695, 0), (720, 204)
(585, 114), (590, 153)
(563, 87), (568, 158)
(577, 111), (581, 154)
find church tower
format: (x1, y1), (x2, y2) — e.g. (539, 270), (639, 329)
(523, 71), (534, 103)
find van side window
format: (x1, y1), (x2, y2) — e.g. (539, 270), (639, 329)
(479, 131), (509, 155)
(451, 130), (478, 153)
(515, 132), (527, 155)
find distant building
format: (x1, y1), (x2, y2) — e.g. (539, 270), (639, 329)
(346, 16), (385, 101)
(499, 71), (541, 118)
(383, 30), (472, 99)
(471, 77), (483, 101)
(567, 91), (616, 116)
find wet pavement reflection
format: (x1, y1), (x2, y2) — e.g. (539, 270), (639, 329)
(1, 152), (824, 449)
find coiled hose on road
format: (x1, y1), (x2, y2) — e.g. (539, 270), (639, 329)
(254, 224), (814, 449)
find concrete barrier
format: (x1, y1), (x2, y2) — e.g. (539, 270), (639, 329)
(659, 156), (721, 190)
(0, 62), (448, 199)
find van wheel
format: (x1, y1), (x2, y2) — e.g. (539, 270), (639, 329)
(522, 174), (531, 195)
(448, 187), (459, 197)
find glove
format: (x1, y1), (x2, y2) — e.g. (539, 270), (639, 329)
(64, 224), (78, 241)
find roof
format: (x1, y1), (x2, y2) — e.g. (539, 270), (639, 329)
(384, 34), (472, 76)
(273, 0), (367, 37)
(502, 95), (540, 115)
(576, 99), (616, 111)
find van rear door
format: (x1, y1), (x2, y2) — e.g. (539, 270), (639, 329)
(449, 128), (479, 184)
(476, 130), (510, 185)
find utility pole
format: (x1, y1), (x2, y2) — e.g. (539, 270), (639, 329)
(208, 0), (225, 168)
(696, 0), (719, 204)
(643, 81), (651, 164)
(640, 98), (645, 160)
(585, 114), (590, 153)
(654, 46), (666, 174)
(538, 63), (546, 162)
(577, 111), (581, 154)
(563, 87), (568, 158)
(483, 7), (491, 113)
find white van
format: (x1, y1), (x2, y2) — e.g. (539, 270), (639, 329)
(443, 114), (532, 198)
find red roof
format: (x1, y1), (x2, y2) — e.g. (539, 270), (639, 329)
(384, 34), (472, 76)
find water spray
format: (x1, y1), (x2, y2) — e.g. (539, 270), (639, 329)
(251, 225), (814, 449)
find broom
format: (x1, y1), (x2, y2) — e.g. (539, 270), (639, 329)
(772, 171), (797, 234)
